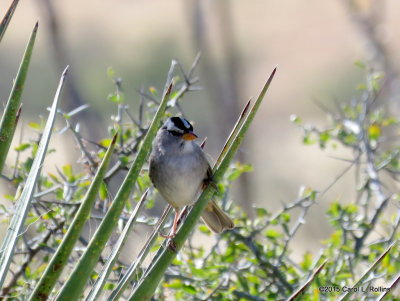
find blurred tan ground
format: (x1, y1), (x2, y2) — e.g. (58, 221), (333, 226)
(1, 0), (400, 261)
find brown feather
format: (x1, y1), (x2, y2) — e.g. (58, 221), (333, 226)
(201, 200), (234, 233)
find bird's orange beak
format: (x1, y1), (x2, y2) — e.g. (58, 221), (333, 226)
(182, 132), (198, 141)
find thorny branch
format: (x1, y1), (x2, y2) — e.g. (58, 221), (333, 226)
(0, 56), (202, 297)
(0, 220), (66, 299)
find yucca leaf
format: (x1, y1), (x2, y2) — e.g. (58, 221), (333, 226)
(128, 67), (277, 300)
(0, 0), (19, 43)
(85, 189), (148, 301)
(54, 83), (172, 301)
(339, 241), (397, 301)
(0, 66), (68, 288)
(108, 205), (172, 301)
(377, 271), (400, 301)
(287, 260), (327, 300)
(28, 134), (118, 301)
(214, 98), (251, 168)
(0, 21), (38, 174)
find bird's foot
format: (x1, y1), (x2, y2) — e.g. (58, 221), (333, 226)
(202, 177), (218, 191)
(159, 231), (176, 239)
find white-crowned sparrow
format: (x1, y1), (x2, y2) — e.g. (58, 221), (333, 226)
(149, 116), (234, 237)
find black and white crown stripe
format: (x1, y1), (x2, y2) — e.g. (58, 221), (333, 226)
(164, 117), (194, 133)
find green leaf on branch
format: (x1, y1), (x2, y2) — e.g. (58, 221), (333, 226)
(0, 22), (38, 173)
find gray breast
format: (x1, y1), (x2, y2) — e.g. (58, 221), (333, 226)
(150, 146), (208, 209)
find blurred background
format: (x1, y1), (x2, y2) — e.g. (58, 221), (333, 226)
(1, 0), (400, 257)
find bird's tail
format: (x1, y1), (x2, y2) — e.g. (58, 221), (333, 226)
(201, 200), (234, 233)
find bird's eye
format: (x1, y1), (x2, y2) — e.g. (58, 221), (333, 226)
(168, 130), (182, 137)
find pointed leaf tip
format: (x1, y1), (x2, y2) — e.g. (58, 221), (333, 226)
(111, 133), (118, 145)
(166, 83), (173, 95)
(62, 66), (69, 77)
(200, 137), (207, 149)
(240, 98), (252, 119)
(261, 67), (277, 92)
(34, 21), (39, 31)
(269, 67), (277, 80)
